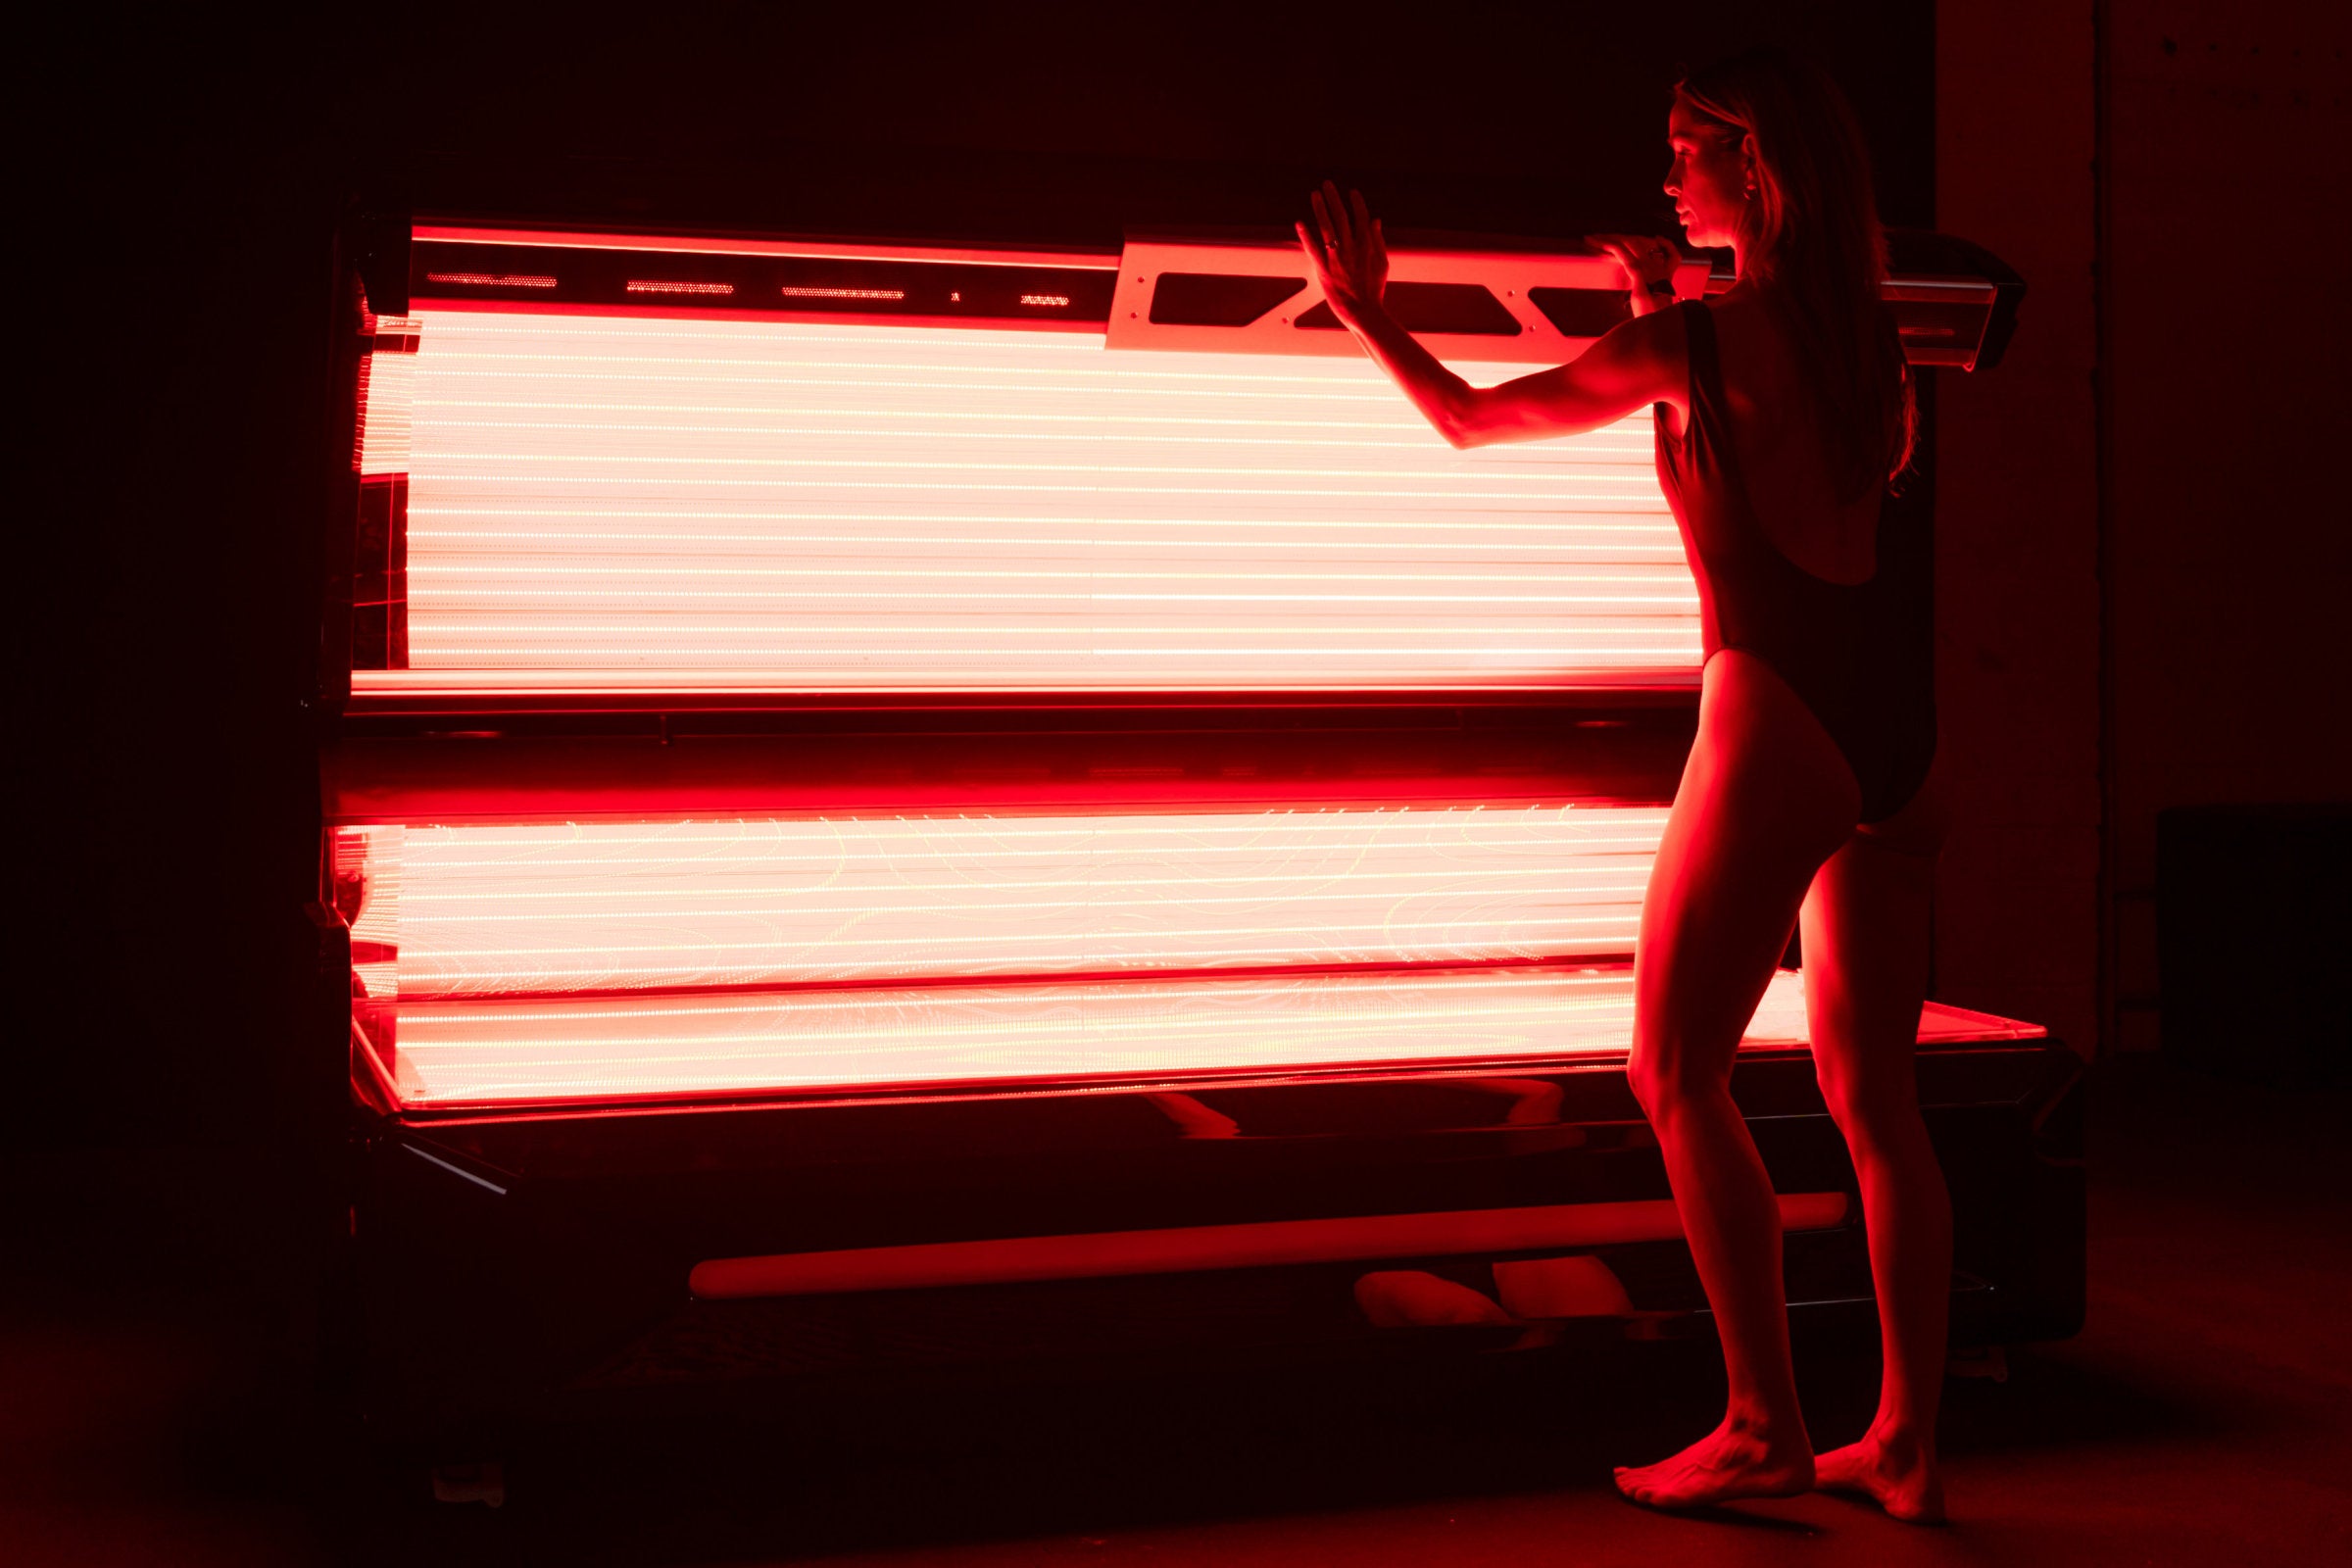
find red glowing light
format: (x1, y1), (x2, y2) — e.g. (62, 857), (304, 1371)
(423, 272), (560, 289)
(331, 270), (2051, 1119)
(358, 962), (2038, 1108)
(355, 350), (416, 476)
(353, 312), (1700, 693)
(330, 805), (1666, 1001)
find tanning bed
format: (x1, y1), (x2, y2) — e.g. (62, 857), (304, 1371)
(314, 219), (2074, 1446)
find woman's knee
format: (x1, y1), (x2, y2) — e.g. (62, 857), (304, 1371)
(1627, 1041), (1730, 1120)
(1812, 1054), (1926, 1146)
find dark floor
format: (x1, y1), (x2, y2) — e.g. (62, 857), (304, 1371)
(6, 1056), (2347, 1567)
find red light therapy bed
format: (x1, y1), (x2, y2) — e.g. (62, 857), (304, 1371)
(315, 220), (2072, 1446)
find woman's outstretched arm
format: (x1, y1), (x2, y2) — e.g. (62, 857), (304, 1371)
(1297, 182), (1686, 450)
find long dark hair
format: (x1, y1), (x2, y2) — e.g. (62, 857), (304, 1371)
(1676, 49), (1916, 496)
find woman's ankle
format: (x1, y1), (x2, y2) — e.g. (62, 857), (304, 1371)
(1861, 1415), (1936, 1467)
(1724, 1400), (1812, 1454)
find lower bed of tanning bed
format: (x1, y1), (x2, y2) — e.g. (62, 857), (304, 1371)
(366, 964), (2045, 1110)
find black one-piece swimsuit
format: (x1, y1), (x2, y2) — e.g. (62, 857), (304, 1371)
(1653, 300), (1936, 824)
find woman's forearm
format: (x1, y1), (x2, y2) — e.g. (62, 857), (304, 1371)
(1327, 297), (1483, 448)
(1300, 199), (1673, 450)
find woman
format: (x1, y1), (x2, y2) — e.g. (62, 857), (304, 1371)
(1298, 48), (1951, 1524)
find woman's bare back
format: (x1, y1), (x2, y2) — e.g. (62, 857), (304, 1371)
(1702, 291), (1884, 585)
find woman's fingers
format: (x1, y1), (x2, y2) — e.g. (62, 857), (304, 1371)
(1312, 185), (1345, 256)
(1586, 232), (1675, 288)
(1592, 238), (1637, 285)
(1309, 180), (1385, 265)
(1321, 180), (1353, 253)
(1305, 182), (1385, 307)
(1296, 220), (1331, 280)
(1589, 232), (1669, 257)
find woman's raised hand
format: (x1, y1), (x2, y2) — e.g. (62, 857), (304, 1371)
(1298, 180), (1389, 318)
(1587, 233), (1682, 315)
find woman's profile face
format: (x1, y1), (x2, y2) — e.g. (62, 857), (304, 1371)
(1665, 100), (1751, 251)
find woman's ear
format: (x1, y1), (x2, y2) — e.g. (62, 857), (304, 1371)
(1740, 132), (1760, 196)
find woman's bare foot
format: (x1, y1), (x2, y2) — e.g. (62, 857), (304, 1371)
(1613, 1416), (1814, 1510)
(1815, 1426), (1946, 1524)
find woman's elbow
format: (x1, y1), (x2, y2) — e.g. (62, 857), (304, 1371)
(1436, 408), (1493, 450)
(1415, 407), (1475, 450)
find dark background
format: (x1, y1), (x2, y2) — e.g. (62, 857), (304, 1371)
(24, 2), (1936, 1145)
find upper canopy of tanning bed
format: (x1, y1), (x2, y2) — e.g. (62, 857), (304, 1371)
(385, 219), (2018, 369)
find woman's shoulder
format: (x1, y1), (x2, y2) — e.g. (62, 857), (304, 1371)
(1574, 300), (1692, 424)
(1600, 298), (1693, 367)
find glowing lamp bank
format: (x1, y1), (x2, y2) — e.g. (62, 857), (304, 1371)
(317, 220), (2071, 1438)
(357, 313), (1698, 693)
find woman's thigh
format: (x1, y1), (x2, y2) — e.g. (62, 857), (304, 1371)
(1633, 652), (1861, 1092)
(1800, 768), (1946, 1115)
